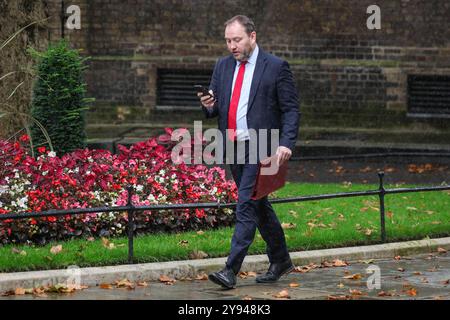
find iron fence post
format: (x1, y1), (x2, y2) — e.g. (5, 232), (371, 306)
(378, 172), (387, 243)
(126, 186), (135, 264)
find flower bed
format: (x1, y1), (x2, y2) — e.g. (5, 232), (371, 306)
(0, 129), (237, 245)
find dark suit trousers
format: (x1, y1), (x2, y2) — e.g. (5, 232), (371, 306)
(225, 140), (290, 274)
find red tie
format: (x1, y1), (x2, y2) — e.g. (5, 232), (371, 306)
(228, 61), (247, 141)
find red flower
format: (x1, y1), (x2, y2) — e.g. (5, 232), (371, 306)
(37, 146), (46, 154)
(19, 135), (30, 143)
(195, 209), (206, 219)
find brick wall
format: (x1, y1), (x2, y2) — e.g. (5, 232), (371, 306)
(44, 0), (450, 130)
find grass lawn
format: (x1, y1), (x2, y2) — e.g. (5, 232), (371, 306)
(0, 182), (449, 272)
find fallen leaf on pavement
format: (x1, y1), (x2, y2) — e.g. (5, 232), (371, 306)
(159, 275), (176, 285)
(333, 259), (348, 267)
(442, 279), (449, 285)
(195, 273), (208, 281)
(337, 283), (345, 288)
(394, 255), (401, 260)
(14, 288), (26, 295)
(378, 290), (398, 297)
(405, 288), (417, 296)
(289, 283), (300, 288)
(437, 247), (447, 254)
(273, 290), (290, 299)
(100, 283), (113, 289)
(327, 295), (352, 300)
(349, 289), (365, 296)
(114, 279), (134, 289)
(343, 273), (362, 280)
(398, 268), (405, 272)
(137, 281), (148, 287)
(243, 295), (253, 300)
(321, 261), (334, 268)
(413, 272), (422, 276)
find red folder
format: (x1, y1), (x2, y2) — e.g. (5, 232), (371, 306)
(251, 155), (288, 200)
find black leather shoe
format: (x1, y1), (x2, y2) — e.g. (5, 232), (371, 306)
(208, 267), (236, 289)
(256, 259), (295, 283)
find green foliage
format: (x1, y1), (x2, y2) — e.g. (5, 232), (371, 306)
(29, 40), (93, 156)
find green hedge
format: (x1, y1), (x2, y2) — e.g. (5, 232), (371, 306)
(30, 40), (93, 156)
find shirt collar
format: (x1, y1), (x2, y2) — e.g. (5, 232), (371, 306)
(237, 44), (259, 67)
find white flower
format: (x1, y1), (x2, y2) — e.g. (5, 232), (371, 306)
(136, 185), (144, 192)
(74, 168), (80, 173)
(147, 194), (156, 202)
(159, 169), (165, 175)
(42, 171), (48, 176)
(171, 173), (177, 179)
(88, 156), (94, 163)
(17, 196), (28, 209)
(48, 151), (56, 158)
(0, 186), (7, 194)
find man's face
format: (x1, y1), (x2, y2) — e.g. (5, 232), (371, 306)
(224, 21), (256, 61)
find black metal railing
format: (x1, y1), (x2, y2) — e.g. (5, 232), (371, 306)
(1, 172), (449, 263)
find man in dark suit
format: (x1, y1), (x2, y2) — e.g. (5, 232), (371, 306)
(198, 15), (300, 289)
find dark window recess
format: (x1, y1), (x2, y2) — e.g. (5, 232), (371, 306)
(157, 69), (212, 107)
(408, 75), (450, 116)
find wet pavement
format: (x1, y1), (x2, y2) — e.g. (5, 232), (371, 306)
(2, 252), (448, 300)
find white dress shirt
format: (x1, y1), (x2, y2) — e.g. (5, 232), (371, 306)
(230, 44), (259, 141)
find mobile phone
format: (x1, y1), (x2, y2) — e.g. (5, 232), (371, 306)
(194, 85), (213, 98)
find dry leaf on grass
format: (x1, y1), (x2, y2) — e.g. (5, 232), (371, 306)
(189, 250), (208, 259)
(50, 245), (62, 255)
(101, 238), (116, 250)
(281, 222), (296, 229)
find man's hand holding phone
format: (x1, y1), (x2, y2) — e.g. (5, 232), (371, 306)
(195, 85), (215, 108)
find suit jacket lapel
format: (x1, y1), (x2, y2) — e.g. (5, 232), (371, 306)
(247, 50), (267, 114)
(223, 56), (236, 113)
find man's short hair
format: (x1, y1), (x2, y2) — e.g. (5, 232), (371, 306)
(224, 15), (256, 34)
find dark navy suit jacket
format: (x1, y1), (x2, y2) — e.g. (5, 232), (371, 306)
(202, 48), (300, 161)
